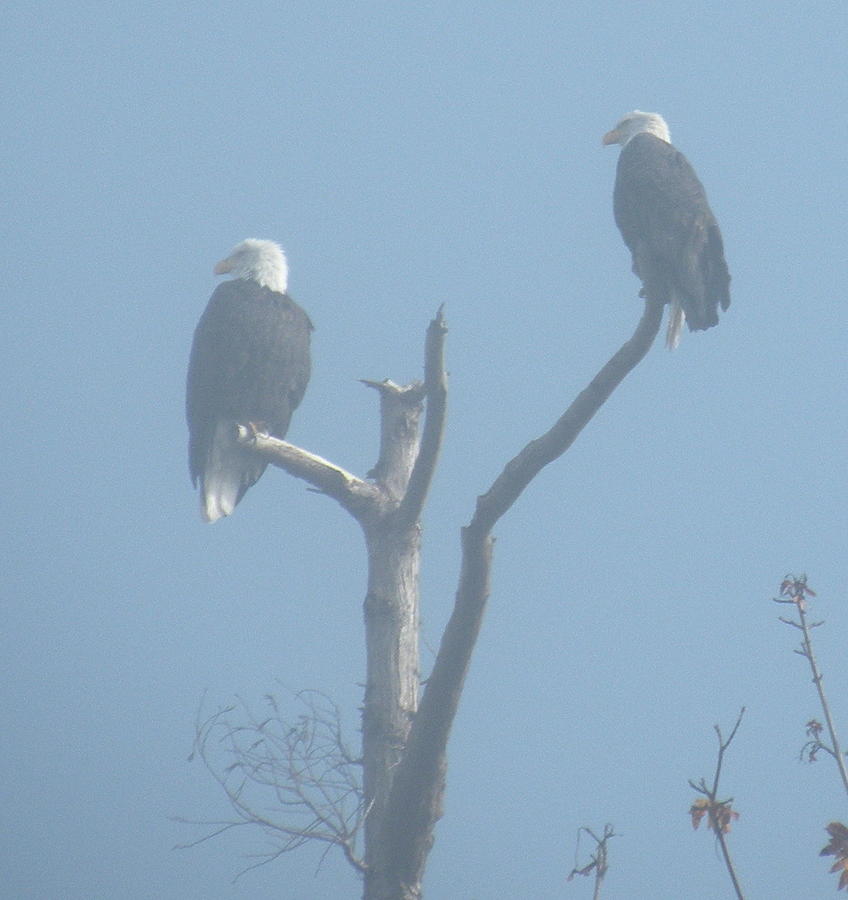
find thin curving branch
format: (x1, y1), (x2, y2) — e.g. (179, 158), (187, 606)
(474, 296), (664, 530)
(397, 307), (449, 528)
(379, 297), (664, 891)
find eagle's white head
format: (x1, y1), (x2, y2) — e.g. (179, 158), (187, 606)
(602, 110), (671, 148)
(214, 238), (289, 294)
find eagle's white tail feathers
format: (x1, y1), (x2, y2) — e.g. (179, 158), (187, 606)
(666, 298), (685, 350)
(200, 475), (239, 523)
(199, 421), (244, 523)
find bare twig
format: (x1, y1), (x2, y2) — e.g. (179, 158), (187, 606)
(178, 691), (366, 880)
(567, 824), (617, 900)
(774, 574), (848, 797)
(688, 707), (746, 900)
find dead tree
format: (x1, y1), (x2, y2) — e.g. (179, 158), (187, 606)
(187, 297), (663, 899)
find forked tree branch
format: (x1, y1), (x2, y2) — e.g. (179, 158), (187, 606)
(688, 708), (746, 900)
(216, 299), (663, 897)
(380, 297), (664, 890)
(360, 379), (424, 501)
(241, 306), (449, 531)
(227, 312), (448, 900)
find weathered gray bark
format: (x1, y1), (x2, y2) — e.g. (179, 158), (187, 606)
(242, 311), (447, 899)
(242, 299), (662, 898)
(359, 383), (423, 890)
(374, 297), (664, 897)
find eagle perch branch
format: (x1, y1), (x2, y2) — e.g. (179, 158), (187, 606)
(235, 429), (381, 520)
(378, 297), (664, 890)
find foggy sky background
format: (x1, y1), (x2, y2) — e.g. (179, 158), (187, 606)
(3, 2), (847, 897)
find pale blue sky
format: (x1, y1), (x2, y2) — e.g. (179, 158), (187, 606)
(3, 2), (847, 897)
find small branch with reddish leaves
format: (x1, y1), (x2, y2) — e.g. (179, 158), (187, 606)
(774, 574), (848, 798)
(688, 708), (746, 900)
(821, 822), (848, 891)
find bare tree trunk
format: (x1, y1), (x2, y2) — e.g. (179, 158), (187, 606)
(359, 384), (424, 897)
(361, 518), (422, 900)
(213, 302), (662, 898)
(374, 297), (663, 898)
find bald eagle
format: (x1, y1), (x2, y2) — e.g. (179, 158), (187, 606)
(603, 111), (730, 348)
(186, 239), (312, 522)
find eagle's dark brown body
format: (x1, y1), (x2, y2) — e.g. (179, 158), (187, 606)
(186, 277), (312, 521)
(613, 132), (730, 339)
